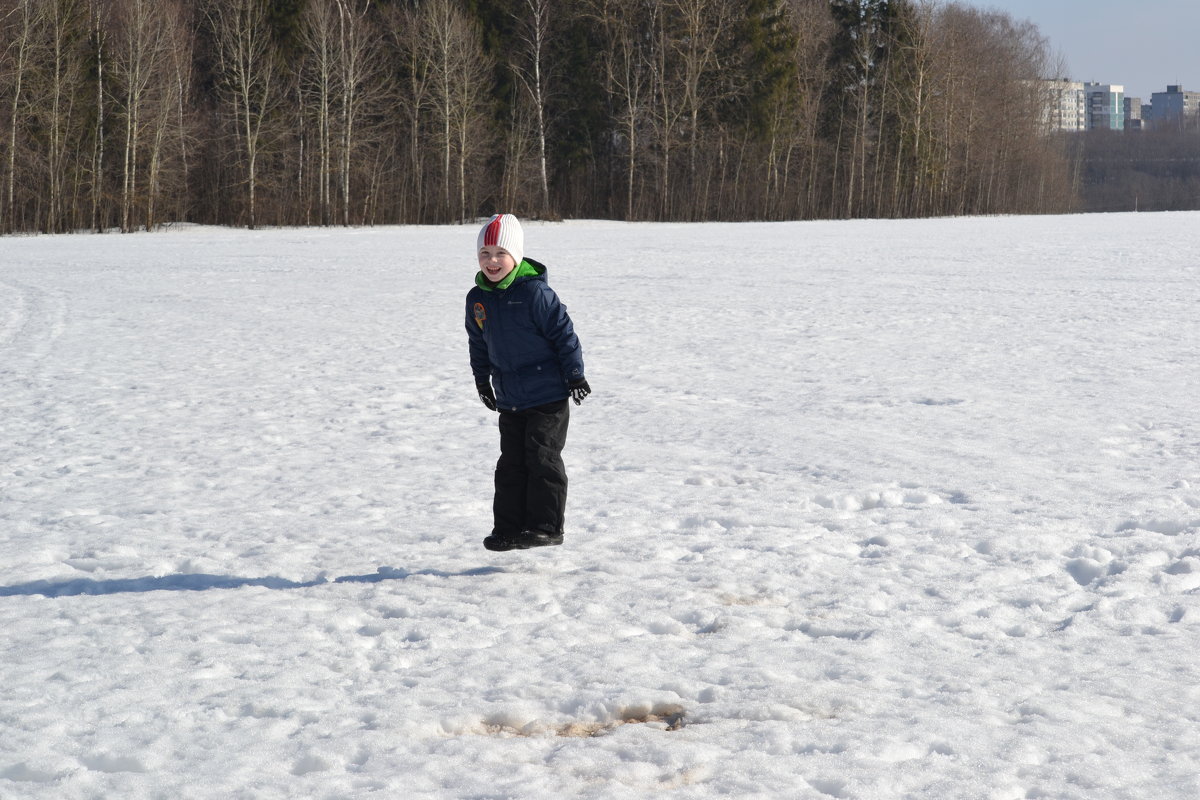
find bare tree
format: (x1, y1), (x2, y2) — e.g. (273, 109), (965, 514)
(209, 0), (284, 229)
(782, 0), (833, 218)
(299, 0), (337, 225)
(646, 4), (687, 218)
(141, 0), (191, 228)
(588, 0), (653, 219)
(334, 0), (386, 226)
(0, 0), (1083, 233)
(420, 0), (492, 222)
(86, 0), (108, 231)
(36, 0), (88, 231)
(2, 0), (41, 232)
(665, 0), (735, 217)
(108, 0), (183, 230)
(298, 0), (387, 226)
(508, 0), (555, 214)
(386, 2), (434, 222)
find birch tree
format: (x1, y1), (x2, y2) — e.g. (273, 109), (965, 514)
(507, 0), (555, 214)
(38, 0), (88, 231)
(87, 0), (108, 230)
(588, 0), (653, 219)
(666, 0), (735, 217)
(210, 0), (283, 229)
(648, 3), (684, 218)
(333, 0), (385, 226)
(386, 2), (434, 222)
(141, 0), (191, 229)
(108, 0), (183, 230)
(422, 0), (492, 222)
(299, 0), (337, 224)
(2, 0), (40, 232)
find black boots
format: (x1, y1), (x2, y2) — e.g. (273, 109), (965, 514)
(483, 530), (564, 551)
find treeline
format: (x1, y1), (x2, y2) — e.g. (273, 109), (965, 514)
(0, 0), (1073, 233)
(1068, 126), (1200, 214)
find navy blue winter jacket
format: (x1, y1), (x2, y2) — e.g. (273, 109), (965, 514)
(466, 258), (585, 412)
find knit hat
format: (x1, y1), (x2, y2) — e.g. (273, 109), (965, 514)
(477, 214), (524, 267)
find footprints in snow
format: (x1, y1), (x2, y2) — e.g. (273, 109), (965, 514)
(1063, 539), (1200, 595)
(1063, 505), (1200, 591)
(672, 482), (951, 526)
(0, 280), (66, 360)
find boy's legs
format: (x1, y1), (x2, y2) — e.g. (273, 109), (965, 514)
(520, 400), (570, 536)
(492, 400), (569, 539)
(493, 410), (529, 537)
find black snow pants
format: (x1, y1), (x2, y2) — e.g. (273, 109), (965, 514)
(493, 399), (570, 537)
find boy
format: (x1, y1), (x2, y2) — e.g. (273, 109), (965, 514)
(466, 214), (590, 551)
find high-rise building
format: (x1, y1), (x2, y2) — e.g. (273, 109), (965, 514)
(1084, 83), (1125, 130)
(1039, 79), (1086, 132)
(1149, 85), (1200, 127)
(1124, 97), (1143, 130)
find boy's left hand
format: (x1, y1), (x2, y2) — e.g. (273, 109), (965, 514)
(477, 382), (498, 411)
(569, 379), (591, 405)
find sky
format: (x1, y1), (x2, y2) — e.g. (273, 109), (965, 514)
(956, 0), (1200, 101)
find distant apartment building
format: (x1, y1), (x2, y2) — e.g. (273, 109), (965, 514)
(1149, 85), (1200, 127)
(1036, 81), (1200, 133)
(1039, 79), (1086, 132)
(1124, 97), (1143, 130)
(1084, 83), (1125, 130)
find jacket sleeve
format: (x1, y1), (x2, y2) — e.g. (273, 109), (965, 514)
(532, 285), (584, 384)
(466, 295), (491, 384)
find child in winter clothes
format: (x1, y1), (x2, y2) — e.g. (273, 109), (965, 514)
(466, 214), (590, 551)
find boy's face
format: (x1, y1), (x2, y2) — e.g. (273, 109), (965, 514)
(478, 246), (517, 283)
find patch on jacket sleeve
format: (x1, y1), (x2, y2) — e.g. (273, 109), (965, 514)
(473, 302), (487, 330)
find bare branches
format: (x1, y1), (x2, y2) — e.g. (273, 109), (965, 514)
(106, 0), (191, 231)
(508, 0), (554, 214)
(0, 0), (1089, 233)
(208, 0), (284, 229)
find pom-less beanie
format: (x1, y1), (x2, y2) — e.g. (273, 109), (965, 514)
(477, 214), (524, 267)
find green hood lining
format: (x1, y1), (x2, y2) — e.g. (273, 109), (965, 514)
(476, 259), (541, 291)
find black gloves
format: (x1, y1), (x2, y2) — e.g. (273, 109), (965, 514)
(477, 382), (497, 411)
(478, 379), (591, 409)
(568, 378), (591, 406)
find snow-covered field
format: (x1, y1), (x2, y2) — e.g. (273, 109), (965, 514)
(2, 213), (1199, 799)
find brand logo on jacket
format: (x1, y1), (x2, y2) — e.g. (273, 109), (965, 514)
(474, 303), (487, 329)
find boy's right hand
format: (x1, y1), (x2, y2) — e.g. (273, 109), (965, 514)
(477, 382), (497, 411)
(568, 378), (591, 405)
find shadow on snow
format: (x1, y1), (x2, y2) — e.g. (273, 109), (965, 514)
(0, 566), (506, 598)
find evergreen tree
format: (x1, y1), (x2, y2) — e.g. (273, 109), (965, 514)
(734, 0), (797, 140)
(265, 0), (308, 60)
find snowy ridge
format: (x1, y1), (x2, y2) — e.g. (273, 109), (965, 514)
(2, 215), (1200, 798)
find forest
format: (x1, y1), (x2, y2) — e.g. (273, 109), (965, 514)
(1, 0), (1085, 233)
(1069, 126), (1200, 215)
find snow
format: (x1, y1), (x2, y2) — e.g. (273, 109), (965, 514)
(2, 213), (1199, 798)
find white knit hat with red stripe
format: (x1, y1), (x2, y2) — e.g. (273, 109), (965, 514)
(477, 213), (524, 267)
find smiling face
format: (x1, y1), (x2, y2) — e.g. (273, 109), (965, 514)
(478, 246), (517, 283)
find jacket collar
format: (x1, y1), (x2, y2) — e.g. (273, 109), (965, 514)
(475, 258), (544, 291)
